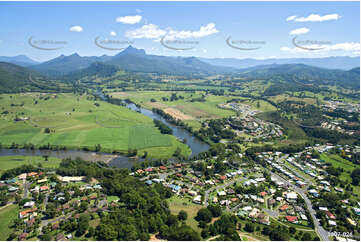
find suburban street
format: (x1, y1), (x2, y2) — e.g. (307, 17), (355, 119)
(269, 171), (329, 241)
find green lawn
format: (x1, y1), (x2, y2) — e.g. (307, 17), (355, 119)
(0, 204), (18, 240)
(167, 196), (203, 233)
(0, 93), (190, 159)
(320, 153), (360, 196)
(0, 156), (61, 175)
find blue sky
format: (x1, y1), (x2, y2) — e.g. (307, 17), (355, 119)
(0, 1), (359, 61)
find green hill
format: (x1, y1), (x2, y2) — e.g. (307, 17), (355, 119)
(0, 62), (71, 93)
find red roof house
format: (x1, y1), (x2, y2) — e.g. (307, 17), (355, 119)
(260, 191), (268, 197)
(285, 216), (298, 223)
(279, 204), (289, 212)
(326, 211), (336, 220)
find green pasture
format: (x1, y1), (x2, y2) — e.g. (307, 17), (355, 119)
(0, 93), (190, 159)
(110, 91), (236, 129)
(0, 156), (61, 175)
(0, 204), (18, 241)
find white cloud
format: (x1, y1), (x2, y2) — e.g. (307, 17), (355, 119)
(326, 42), (360, 52)
(286, 15), (297, 21)
(281, 42), (360, 54)
(288, 13), (341, 22)
(136, 9), (142, 13)
(110, 31), (117, 36)
(126, 23), (218, 40)
(126, 24), (166, 39)
(116, 15), (142, 24)
(70, 26), (83, 32)
(289, 27), (310, 35)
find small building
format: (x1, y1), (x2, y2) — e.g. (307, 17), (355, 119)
(328, 220), (337, 226)
(285, 192), (298, 200)
(24, 201), (35, 208)
(40, 186), (49, 192)
(326, 211), (336, 220)
(37, 178), (47, 184)
(136, 169), (144, 175)
(260, 191), (267, 197)
(193, 195), (202, 204)
(346, 218), (356, 226)
(57, 176), (84, 182)
(159, 166), (167, 171)
(188, 190), (197, 196)
(145, 167), (153, 172)
(219, 176), (226, 181)
(27, 172), (38, 177)
(8, 186), (18, 192)
(300, 213), (308, 220)
(242, 206), (252, 212)
(18, 173), (27, 180)
(285, 216), (298, 223)
(18, 232), (28, 241)
(217, 191), (226, 196)
(279, 204), (289, 212)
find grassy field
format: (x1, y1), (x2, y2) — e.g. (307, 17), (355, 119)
(320, 153), (360, 196)
(109, 91), (236, 129)
(0, 204), (18, 240)
(167, 196), (203, 233)
(0, 156), (61, 175)
(269, 94), (317, 105)
(0, 93), (190, 159)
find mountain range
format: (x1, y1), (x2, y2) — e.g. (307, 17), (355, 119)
(0, 55), (39, 67)
(5, 46), (359, 77)
(29, 46), (234, 77)
(238, 64), (360, 89)
(0, 46), (359, 92)
(200, 56), (360, 71)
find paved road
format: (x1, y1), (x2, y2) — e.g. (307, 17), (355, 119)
(230, 202), (243, 212)
(262, 208), (279, 217)
(41, 213), (73, 227)
(266, 154), (329, 241)
(43, 193), (49, 211)
(23, 180), (31, 198)
(270, 171), (329, 241)
(204, 177), (247, 207)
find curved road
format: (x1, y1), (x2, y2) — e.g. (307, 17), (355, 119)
(269, 171), (329, 241)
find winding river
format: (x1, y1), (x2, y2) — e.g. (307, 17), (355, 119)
(96, 90), (210, 157)
(0, 91), (209, 169)
(124, 102), (210, 157)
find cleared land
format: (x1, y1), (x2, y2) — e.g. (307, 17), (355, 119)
(320, 153), (360, 196)
(167, 196), (203, 233)
(0, 93), (190, 159)
(109, 91), (236, 129)
(0, 156), (61, 175)
(0, 204), (18, 240)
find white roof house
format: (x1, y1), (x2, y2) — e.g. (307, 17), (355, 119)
(242, 206), (252, 211)
(286, 192), (298, 200)
(193, 195), (202, 204)
(328, 220), (337, 226)
(24, 201), (35, 208)
(217, 191), (226, 196)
